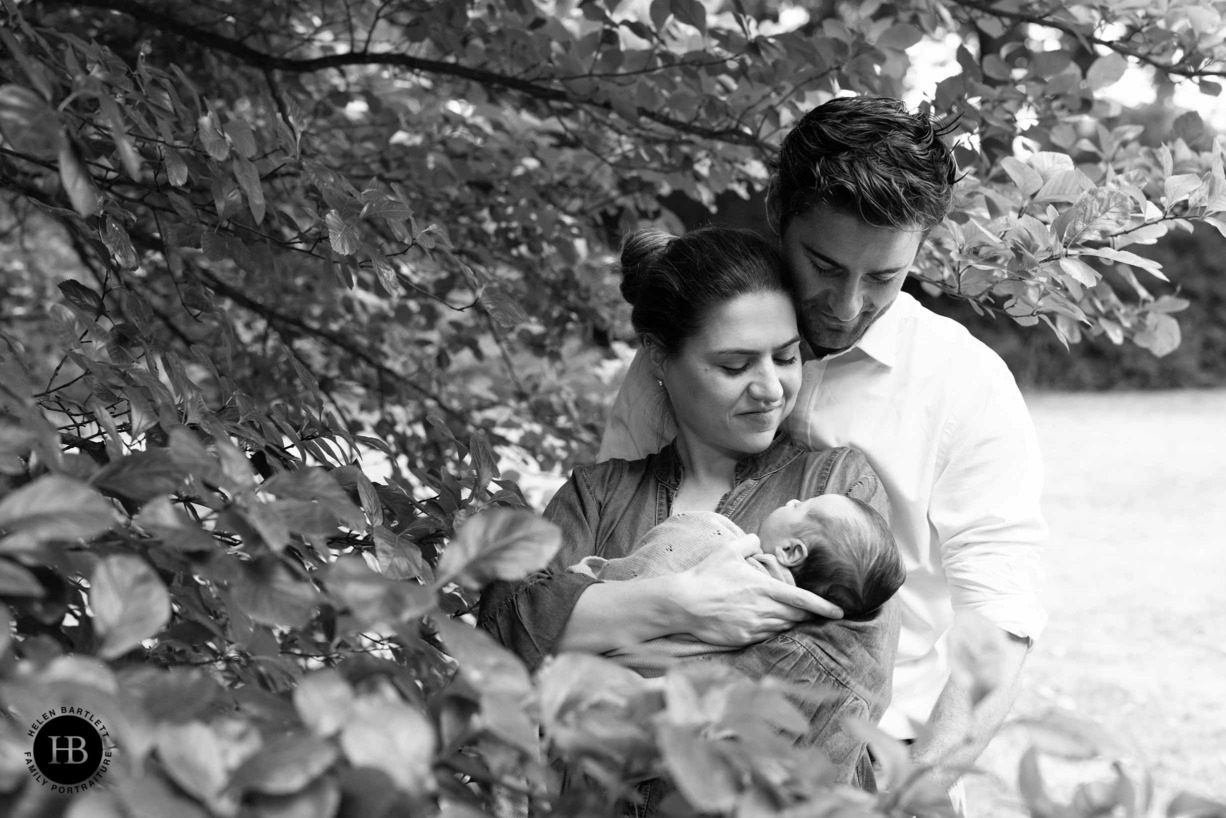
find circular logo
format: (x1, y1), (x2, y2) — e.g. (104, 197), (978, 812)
(26, 710), (112, 792)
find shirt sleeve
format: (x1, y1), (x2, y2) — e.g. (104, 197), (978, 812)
(597, 348), (675, 462)
(476, 471), (602, 671)
(929, 357), (1048, 642)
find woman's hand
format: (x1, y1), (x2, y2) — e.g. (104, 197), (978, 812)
(672, 533), (844, 647)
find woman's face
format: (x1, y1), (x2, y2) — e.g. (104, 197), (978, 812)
(660, 290), (802, 459)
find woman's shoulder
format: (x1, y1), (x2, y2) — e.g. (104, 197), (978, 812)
(567, 451), (654, 493)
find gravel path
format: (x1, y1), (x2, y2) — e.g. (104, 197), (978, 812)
(968, 389), (1226, 812)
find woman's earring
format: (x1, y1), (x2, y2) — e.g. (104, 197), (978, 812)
(656, 378), (664, 388)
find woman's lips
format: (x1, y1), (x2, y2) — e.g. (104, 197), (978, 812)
(738, 407), (782, 429)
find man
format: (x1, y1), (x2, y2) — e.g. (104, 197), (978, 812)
(598, 96), (1047, 807)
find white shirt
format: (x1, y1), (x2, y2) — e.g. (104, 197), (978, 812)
(598, 292), (1047, 736)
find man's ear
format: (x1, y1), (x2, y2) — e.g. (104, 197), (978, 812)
(777, 539), (809, 568)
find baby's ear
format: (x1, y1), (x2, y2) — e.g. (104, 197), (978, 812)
(777, 539), (809, 568)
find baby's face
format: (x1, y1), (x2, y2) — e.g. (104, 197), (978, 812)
(758, 494), (859, 553)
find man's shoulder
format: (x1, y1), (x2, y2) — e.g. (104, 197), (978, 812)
(897, 293), (1016, 382)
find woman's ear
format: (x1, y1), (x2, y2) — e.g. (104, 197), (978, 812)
(777, 539), (809, 568)
(645, 340), (667, 380)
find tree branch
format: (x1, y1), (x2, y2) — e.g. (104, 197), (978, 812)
(951, 0), (1226, 79)
(196, 269), (470, 426)
(61, 0), (772, 150)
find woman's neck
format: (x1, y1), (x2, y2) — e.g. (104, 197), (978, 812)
(671, 434), (740, 514)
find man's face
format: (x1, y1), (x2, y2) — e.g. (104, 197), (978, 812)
(779, 205), (924, 353)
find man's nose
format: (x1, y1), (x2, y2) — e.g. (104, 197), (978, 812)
(829, 280), (863, 321)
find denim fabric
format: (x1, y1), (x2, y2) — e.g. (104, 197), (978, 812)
(478, 434), (900, 788)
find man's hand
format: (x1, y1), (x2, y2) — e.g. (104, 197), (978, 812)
(673, 533), (843, 647)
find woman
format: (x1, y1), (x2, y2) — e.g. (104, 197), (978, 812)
(479, 226), (899, 790)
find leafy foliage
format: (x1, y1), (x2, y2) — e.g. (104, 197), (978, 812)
(2, 0), (1226, 815)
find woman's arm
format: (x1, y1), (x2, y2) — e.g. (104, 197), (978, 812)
(480, 468), (842, 667)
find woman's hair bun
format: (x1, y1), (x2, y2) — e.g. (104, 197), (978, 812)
(618, 229), (674, 307)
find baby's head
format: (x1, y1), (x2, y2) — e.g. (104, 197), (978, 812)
(758, 495), (904, 620)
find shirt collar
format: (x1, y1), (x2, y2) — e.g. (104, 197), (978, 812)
(651, 434), (801, 489)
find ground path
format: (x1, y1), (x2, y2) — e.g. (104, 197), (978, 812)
(969, 389), (1226, 811)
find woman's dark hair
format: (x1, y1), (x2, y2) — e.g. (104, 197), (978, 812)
(618, 226), (788, 356)
(770, 96), (958, 233)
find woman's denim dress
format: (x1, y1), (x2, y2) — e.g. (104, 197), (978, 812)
(479, 434), (901, 793)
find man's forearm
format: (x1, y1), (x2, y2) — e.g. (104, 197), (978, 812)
(909, 631), (1030, 790)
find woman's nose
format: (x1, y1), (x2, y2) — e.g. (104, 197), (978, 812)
(749, 367), (785, 403)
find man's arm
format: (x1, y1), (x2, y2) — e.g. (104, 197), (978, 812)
(907, 630), (1029, 790)
(920, 354), (1048, 785)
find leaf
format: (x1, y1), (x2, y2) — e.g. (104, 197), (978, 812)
(434, 509), (562, 589)
(1000, 157), (1042, 197)
(134, 496), (217, 552)
(1033, 169), (1094, 205)
(325, 556), (433, 625)
(199, 112), (230, 161)
(261, 468), (365, 528)
(93, 449), (188, 502)
(0, 605), (11, 658)
(58, 140), (99, 217)
(91, 555), (172, 659)
(163, 146), (189, 187)
(339, 695), (436, 795)
(1017, 711), (1126, 760)
(480, 282), (529, 331)
(231, 558), (320, 628)
(1164, 174), (1202, 208)
(0, 557), (44, 597)
(233, 155), (266, 224)
(877, 23), (922, 50)
(365, 243), (402, 296)
(325, 209), (361, 255)
(0, 83), (63, 157)
(1134, 313), (1181, 358)
(1058, 257), (1100, 287)
(467, 432), (500, 494)
(657, 725), (737, 812)
(156, 720), (260, 815)
(228, 732), (338, 796)
(372, 525), (431, 581)
(1167, 791), (1226, 818)
(668, 0), (706, 34)
(0, 474), (114, 553)
(293, 669), (354, 738)
(104, 218), (140, 269)
(1086, 52), (1128, 90)
(244, 776), (340, 818)
(98, 94), (142, 181)
(433, 617), (536, 752)
(59, 280), (105, 319)
(359, 197), (414, 221)
(223, 119), (258, 159)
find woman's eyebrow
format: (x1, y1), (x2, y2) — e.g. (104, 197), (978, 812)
(711, 335), (802, 356)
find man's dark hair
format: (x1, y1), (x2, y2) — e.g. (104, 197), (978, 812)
(618, 226), (787, 356)
(790, 497), (905, 620)
(770, 96), (958, 233)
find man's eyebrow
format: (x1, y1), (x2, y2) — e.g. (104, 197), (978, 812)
(711, 335), (802, 356)
(801, 243), (908, 276)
